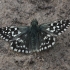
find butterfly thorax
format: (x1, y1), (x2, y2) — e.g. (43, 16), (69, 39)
(29, 19), (39, 52)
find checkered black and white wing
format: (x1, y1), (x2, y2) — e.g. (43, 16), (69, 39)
(38, 31), (56, 51)
(0, 26), (29, 41)
(10, 33), (30, 53)
(38, 19), (70, 51)
(40, 20), (70, 35)
(0, 26), (30, 53)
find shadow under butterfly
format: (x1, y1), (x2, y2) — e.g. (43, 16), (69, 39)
(0, 19), (70, 53)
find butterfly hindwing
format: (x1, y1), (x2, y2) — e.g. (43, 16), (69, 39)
(10, 33), (30, 53)
(40, 20), (70, 35)
(39, 31), (56, 51)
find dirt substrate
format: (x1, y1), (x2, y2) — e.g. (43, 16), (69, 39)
(0, 0), (70, 70)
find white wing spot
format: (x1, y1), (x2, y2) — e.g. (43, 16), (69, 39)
(41, 43), (43, 45)
(41, 48), (43, 50)
(14, 48), (17, 52)
(5, 39), (8, 41)
(52, 42), (55, 45)
(22, 50), (24, 52)
(51, 23), (53, 26)
(23, 45), (25, 48)
(1, 36), (3, 38)
(39, 49), (41, 51)
(18, 31), (21, 34)
(3, 37), (5, 39)
(44, 36), (47, 40)
(43, 43), (46, 45)
(46, 28), (50, 31)
(58, 33), (61, 35)
(16, 38), (20, 40)
(47, 34), (50, 37)
(21, 46), (23, 48)
(48, 45), (51, 48)
(18, 49), (21, 52)
(10, 47), (13, 49)
(57, 26), (59, 28)
(10, 26), (14, 28)
(64, 29), (66, 31)
(15, 28), (17, 30)
(44, 46), (47, 49)
(25, 50), (28, 53)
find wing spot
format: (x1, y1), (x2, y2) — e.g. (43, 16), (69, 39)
(3, 37), (5, 39)
(67, 25), (69, 27)
(64, 29), (66, 31)
(18, 31), (21, 34)
(10, 47), (13, 49)
(46, 28), (50, 31)
(66, 26), (68, 28)
(58, 33), (61, 35)
(51, 23), (53, 26)
(5, 32), (7, 34)
(44, 36), (47, 40)
(18, 49), (21, 52)
(8, 32), (10, 34)
(52, 42), (55, 45)
(6, 27), (8, 30)
(39, 49), (41, 51)
(22, 50), (24, 53)
(25, 50), (29, 53)
(23, 45), (25, 48)
(68, 23), (70, 24)
(41, 32), (43, 34)
(16, 38), (20, 40)
(48, 45), (51, 48)
(10, 26), (14, 28)
(1, 36), (3, 38)
(41, 48), (43, 50)
(53, 38), (55, 41)
(61, 31), (64, 33)
(21, 46), (23, 48)
(15, 28), (17, 30)
(14, 48), (18, 52)
(5, 39), (8, 41)
(47, 34), (50, 37)
(16, 45), (19, 48)
(44, 43), (46, 45)
(15, 41), (17, 44)
(11, 42), (13, 46)
(41, 43), (43, 46)
(19, 39), (23, 42)
(44, 46), (47, 49)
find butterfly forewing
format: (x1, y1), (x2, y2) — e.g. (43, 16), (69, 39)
(40, 20), (70, 36)
(0, 26), (29, 41)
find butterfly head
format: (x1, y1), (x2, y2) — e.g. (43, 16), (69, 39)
(31, 19), (38, 26)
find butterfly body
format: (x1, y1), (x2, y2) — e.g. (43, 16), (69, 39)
(0, 19), (70, 53)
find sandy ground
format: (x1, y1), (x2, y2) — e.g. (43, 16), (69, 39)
(0, 0), (70, 70)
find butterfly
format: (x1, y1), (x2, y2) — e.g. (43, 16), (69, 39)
(0, 19), (70, 53)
